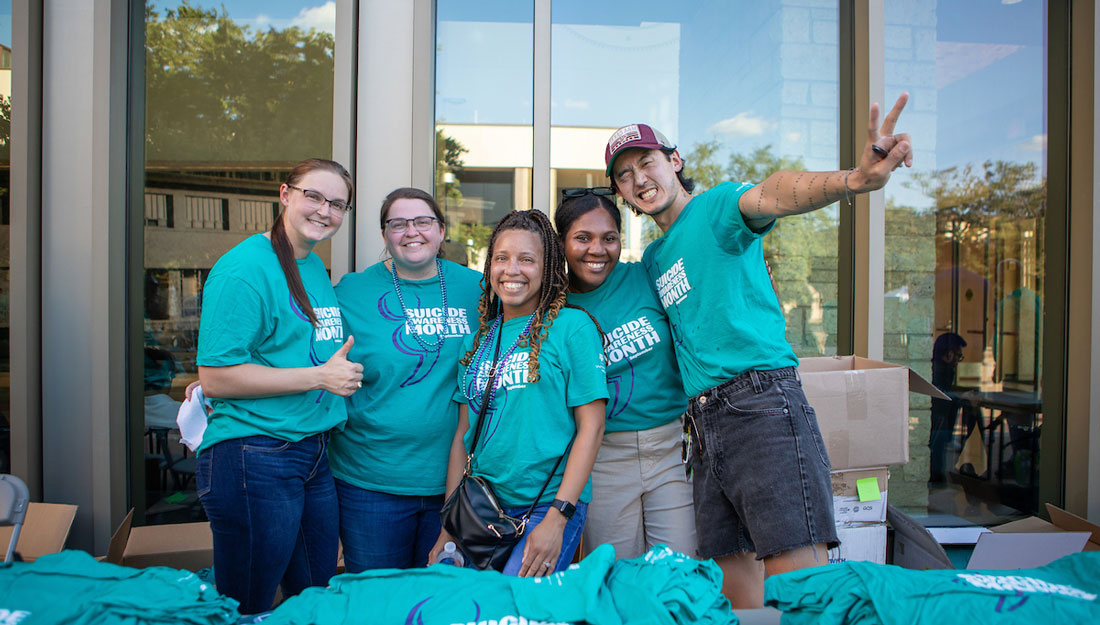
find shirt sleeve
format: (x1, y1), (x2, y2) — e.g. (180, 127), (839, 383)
(563, 314), (611, 408)
(707, 181), (775, 254)
(197, 274), (269, 367)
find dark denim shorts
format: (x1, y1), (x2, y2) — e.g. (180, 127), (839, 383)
(687, 367), (838, 559)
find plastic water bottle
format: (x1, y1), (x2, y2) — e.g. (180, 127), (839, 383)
(435, 541), (465, 567)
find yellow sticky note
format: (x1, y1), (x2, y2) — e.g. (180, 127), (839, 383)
(856, 477), (881, 502)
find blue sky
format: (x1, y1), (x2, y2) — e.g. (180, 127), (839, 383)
(0, 1), (10, 48)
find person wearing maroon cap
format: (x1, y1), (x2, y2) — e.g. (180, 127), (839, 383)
(603, 94), (913, 609)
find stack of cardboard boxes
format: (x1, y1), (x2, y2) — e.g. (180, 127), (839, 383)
(798, 355), (948, 565)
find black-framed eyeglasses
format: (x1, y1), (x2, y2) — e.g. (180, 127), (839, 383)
(560, 186), (615, 200)
(384, 216), (441, 234)
(287, 184), (353, 213)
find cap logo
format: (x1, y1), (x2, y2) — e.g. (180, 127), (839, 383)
(608, 125), (643, 154)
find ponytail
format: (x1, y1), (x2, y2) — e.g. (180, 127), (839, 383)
(271, 211), (319, 326)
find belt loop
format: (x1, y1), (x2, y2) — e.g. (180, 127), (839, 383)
(750, 369), (763, 393)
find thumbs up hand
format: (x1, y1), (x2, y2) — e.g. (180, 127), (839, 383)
(319, 336), (365, 397)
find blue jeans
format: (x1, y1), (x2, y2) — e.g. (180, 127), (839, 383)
(334, 479), (443, 572)
(196, 434), (339, 615)
(500, 502), (588, 575)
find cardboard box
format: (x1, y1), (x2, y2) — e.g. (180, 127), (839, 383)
(0, 502), (77, 562)
(831, 467), (888, 525)
(889, 503), (1098, 571)
(799, 356), (948, 469)
(105, 509), (213, 571)
(829, 523), (887, 565)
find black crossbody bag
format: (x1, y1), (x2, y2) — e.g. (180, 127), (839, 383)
(440, 328), (572, 571)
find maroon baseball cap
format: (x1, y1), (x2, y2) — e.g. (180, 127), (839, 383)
(604, 123), (676, 177)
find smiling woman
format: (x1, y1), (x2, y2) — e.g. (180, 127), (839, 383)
(554, 190), (696, 561)
(194, 158), (363, 614)
(327, 188), (484, 573)
(431, 210), (608, 576)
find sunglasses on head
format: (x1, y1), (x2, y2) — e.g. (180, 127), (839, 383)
(560, 187), (616, 200)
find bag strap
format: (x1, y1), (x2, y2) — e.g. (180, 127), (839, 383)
(466, 325), (504, 464)
(521, 435), (575, 520)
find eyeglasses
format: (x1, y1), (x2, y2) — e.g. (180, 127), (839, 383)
(287, 184), (353, 213)
(560, 187), (616, 200)
(384, 216), (441, 233)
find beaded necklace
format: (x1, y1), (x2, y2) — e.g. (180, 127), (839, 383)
(463, 313), (536, 406)
(391, 258), (449, 353)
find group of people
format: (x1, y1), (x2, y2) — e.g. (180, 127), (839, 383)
(192, 95), (913, 615)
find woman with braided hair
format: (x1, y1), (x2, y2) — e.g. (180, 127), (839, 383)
(428, 209), (608, 576)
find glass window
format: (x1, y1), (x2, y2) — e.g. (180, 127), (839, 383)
(883, 0), (1046, 523)
(139, 0), (338, 523)
(0, 0), (10, 475)
(435, 0), (534, 268)
(548, 1), (840, 356)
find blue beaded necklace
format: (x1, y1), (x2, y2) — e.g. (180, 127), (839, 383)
(390, 258), (449, 353)
(463, 313), (536, 405)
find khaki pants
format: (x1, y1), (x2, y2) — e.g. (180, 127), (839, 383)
(581, 419), (697, 559)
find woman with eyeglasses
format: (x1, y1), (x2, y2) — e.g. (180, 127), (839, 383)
(327, 187), (483, 572)
(195, 158), (363, 614)
(554, 187), (697, 560)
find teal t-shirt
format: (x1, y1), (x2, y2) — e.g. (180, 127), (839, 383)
(765, 552), (1100, 625)
(453, 308), (609, 508)
(263, 544), (736, 625)
(0, 550), (239, 624)
(328, 259), (482, 495)
(567, 262), (686, 432)
(641, 181), (798, 397)
(197, 233), (348, 452)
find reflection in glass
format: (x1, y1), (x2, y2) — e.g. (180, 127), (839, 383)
(548, 2), (839, 355)
(883, 0), (1045, 522)
(434, 0), (534, 268)
(140, 1), (336, 523)
(0, 2), (10, 475)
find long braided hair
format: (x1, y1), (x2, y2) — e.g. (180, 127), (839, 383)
(461, 209), (602, 382)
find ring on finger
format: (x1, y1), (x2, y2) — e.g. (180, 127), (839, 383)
(871, 144), (889, 160)
(356, 381), (362, 389)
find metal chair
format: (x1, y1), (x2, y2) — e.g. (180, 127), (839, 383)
(0, 474), (30, 563)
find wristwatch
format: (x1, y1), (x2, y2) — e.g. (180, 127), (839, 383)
(550, 498), (576, 520)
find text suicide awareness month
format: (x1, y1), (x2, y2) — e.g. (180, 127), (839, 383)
(475, 352), (531, 391)
(605, 316), (661, 364)
(656, 258), (692, 308)
(403, 306), (472, 338)
(955, 573), (1097, 601)
(313, 306), (343, 342)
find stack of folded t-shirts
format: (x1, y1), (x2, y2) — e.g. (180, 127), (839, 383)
(764, 551), (1100, 625)
(263, 544), (736, 625)
(0, 550), (240, 625)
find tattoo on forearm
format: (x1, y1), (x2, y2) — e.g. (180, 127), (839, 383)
(774, 175), (781, 213)
(809, 175), (819, 205)
(793, 173), (804, 210)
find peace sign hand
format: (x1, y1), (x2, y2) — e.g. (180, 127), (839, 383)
(850, 92), (913, 193)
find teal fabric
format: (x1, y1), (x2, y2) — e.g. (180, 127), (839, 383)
(260, 544), (736, 625)
(197, 234), (348, 452)
(641, 182), (797, 397)
(0, 550), (239, 624)
(567, 262), (687, 433)
(764, 552), (1100, 625)
(328, 259), (482, 495)
(453, 308), (609, 507)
